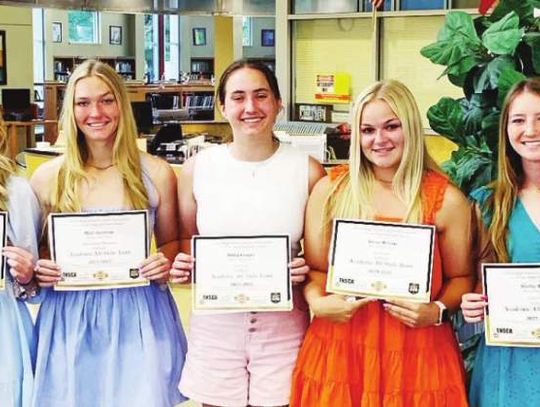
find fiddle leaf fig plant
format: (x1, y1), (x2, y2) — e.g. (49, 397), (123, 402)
(419, 0), (540, 194)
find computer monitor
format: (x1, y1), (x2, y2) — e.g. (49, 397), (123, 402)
(2, 88), (31, 111)
(150, 93), (178, 110)
(131, 101), (154, 134)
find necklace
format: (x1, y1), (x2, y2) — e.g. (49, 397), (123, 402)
(86, 163), (115, 171)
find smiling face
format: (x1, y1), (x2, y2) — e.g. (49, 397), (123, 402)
(219, 67), (281, 139)
(507, 90), (540, 164)
(73, 75), (120, 144)
(359, 99), (405, 175)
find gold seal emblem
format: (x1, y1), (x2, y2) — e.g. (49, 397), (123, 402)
(371, 281), (387, 292)
(93, 271), (108, 280)
(234, 293), (250, 304)
(531, 328), (540, 339)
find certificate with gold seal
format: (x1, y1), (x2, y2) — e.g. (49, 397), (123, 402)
(0, 212), (7, 291)
(483, 264), (540, 347)
(192, 235), (292, 313)
(48, 211), (150, 290)
(327, 219), (435, 302)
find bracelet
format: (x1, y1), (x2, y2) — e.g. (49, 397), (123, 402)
(12, 276), (40, 300)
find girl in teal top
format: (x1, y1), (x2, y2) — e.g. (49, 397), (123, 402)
(462, 77), (540, 406)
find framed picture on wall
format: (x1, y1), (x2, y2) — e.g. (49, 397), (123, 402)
(193, 28), (207, 46)
(52, 22), (62, 43)
(261, 29), (275, 47)
(109, 25), (122, 45)
(0, 31), (6, 85)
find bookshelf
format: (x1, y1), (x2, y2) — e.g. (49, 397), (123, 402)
(53, 56), (136, 82)
(43, 82), (216, 140)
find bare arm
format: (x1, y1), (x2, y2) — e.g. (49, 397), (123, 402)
(170, 157), (198, 283)
(434, 184), (476, 311)
(461, 202), (494, 322)
(385, 184), (475, 327)
(138, 155), (179, 281)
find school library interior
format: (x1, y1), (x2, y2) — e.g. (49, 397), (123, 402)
(0, 0), (525, 406)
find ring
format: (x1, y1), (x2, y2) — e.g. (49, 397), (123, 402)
(33, 264), (40, 273)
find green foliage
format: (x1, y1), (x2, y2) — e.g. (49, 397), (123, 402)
(421, 0), (540, 195)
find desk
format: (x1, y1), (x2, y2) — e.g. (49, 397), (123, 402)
(5, 120), (58, 159)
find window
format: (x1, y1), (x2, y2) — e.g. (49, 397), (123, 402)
(144, 14), (159, 82)
(242, 16), (253, 47)
(164, 15), (179, 81)
(68, 11), (99, 44)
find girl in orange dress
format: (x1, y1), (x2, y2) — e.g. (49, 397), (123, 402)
(290, 79), (474, 407)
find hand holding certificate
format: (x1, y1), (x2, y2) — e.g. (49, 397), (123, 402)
(48, 211), (150, 290)
(327, 219), (435, 302)
(483, 264), (540, 347)
(192, 235), (291, 313)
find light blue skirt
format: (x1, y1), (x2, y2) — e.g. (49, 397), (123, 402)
(32, 284), (187, 407)
(470, 338), (540, 406)
(0, 289), (35, 407)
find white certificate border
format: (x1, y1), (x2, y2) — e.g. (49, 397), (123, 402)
(327, 218), (435, 302)
(192, 234), (292, 312)
(0, 212), (7, 290)
(48, 210), (150, 290)
(483, 263), (540, 347)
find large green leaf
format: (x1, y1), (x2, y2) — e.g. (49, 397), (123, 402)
(481, 111), (501, 151)
(438, 11), (482, 45)
(461, 94), (493, 135)
(524, 32), (540, 74)
(482, 12), (523, 55)
(497, 68), (527, 106)
(421, 12), (483, 68)
(490, 0), (539, 26)
(427, 97), (464, 144)
(475, 55), (516, 92)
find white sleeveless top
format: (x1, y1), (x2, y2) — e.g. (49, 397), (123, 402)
(193, 143), (309, 257)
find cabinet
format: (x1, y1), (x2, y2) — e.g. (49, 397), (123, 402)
(53, 56), (136, 82)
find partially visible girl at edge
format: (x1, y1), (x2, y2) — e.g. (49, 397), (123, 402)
(29, 60), (186, 407)
(170, 59), (326, 407)
(290, 79), (474, 406)
(462, 77), (540, 406)
(0, 116), (41, 407)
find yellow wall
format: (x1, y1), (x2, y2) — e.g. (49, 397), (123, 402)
(293, 18), (374, 105)
(0, 6), (33, 95)
(293, 15), (465, 129)
(381, 16), (463, 127)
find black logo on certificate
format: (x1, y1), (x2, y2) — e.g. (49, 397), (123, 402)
(408, 282), (420, 294)
(129, 268), (140, 279)
(270, 292), (281, 303)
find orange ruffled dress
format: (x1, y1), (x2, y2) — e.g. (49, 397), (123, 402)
(290, 168), (468, 407)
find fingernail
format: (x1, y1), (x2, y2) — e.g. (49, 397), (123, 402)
(482, 295), (488, 301)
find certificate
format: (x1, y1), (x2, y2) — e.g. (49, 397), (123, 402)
(0, 212), (7, 291)
(48, 211), (150, 290)
(327, 219), (435, 302)
(192, 235), (291, 313)
(483, 264), (540, 347)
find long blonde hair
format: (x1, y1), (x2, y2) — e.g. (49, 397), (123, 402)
(0, 116), (16, 211)
(486, 78), (540, 262)
(51, 60), (148, 212)
(324, 79), (439, 229)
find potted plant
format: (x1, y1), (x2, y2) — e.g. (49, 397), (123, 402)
(420, 0), (540, 195)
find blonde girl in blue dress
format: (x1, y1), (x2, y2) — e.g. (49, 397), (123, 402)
(29, 60), (186, 407)
(0, 116), (41, 407)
